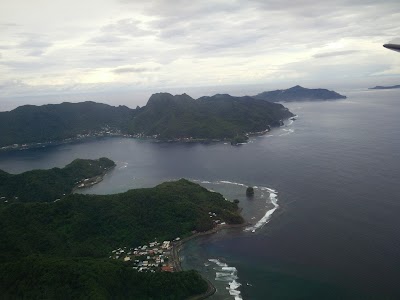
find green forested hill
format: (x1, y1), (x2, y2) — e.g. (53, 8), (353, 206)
(0, 157), (115, 203)
(0, 92), (294, 147)
(0, 257), (207, 300)
(0, 178), (242, 299)
(0, 101), (134, 147)
(0, 179), (243, 260)
(253, 85), (346, 102)
(131, 93), (293, 139)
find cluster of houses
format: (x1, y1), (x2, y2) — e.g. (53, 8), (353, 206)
(0, 127), (122, 151)
(209, 211), (226, 225)
(122, 132), (159, 139)
(1, 196), (17, 203)
(75, 128), (122, 139)
(110, 239), (179, 273)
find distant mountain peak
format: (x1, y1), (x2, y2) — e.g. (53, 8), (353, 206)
(0, 90), (295, 147)
(253, 86), (346, 102)
(147, 93), (195, 106)
(369, 84), (400, 90)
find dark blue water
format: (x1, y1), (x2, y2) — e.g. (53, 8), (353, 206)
(0, 89), (399, 299)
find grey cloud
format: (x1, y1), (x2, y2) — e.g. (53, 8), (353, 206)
(27, 49), (46, 56)
(389, 38), (400, 43)
(0, 79), (33, 97)
(15, 36), (52, 56)
(0, 59), (49, 71)
(101, 18), (155, 37)
(86, 18), (156, 47)
(2, 0), (400, 97)
(113, 66), (160, 74)
(0, 22), (19, 28)
(151, 14), (270, 56)
(132, 0), (400, 50)
(281, 57), (391, 81)
(120, 0), (242, 18)
(0, 45), (14, 49)
(19, 39), (50, 49)
(313, 50), (359, 58)
(87, 34), (127, 46)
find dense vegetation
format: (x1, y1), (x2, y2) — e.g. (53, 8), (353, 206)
(0, 257), (207, 300)
(0, 157), (115, 203)
(0, 178), (241, 298)
(253, 85), (347, 102)
(0, 179), (243, 260)
(131, 93), (293, 139)
(0, 92), (294, 147)
(0, 101), (134, 147)
(231, 134), (249, 145)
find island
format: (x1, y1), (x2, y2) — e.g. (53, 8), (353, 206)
(253, 85), (347, 102)
(0, 159), (245, 299)
(0, 92), (294, 149)
(369, 84), (400, 90)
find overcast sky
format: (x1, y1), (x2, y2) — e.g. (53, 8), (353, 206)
(0, 0), (400, 104)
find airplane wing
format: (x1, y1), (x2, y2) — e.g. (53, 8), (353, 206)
(383, 43), (400, 53)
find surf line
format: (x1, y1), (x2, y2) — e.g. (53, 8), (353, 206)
(208, 259), (243, 300)
(213, 180), (280, 233)
(244, 187), (279, 233)
(193, 179), (280, 233)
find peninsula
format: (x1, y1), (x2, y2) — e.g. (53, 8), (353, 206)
(0, 92), (294, 149)
(0, 164), (244, 299)
(253, 85), (347, 102)
(369, 84), (400, 90)
(132, 93), (293, 141)
(0, 157), (115, 203)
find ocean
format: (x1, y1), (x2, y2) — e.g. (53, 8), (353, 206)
(0, 89), (399, 299)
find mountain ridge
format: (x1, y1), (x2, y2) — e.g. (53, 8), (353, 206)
(369, 84), (400, 90)
(253, 85), (346, 102)
(0, 92), (294, 148)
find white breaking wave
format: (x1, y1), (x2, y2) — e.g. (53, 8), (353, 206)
(222, 266), (237, 272)
(118, 162), (129, 170)
(279, 128), (294, 136)
(285, 115), (298, 127)
(192, 179), (280, 233)
(208, 258), (227, 267)
(245, 190), (279, 232)
(218, 180), (247, 187)
(208, 259), (243, 300)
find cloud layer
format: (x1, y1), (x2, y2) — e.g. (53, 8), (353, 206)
(0, 0), (399, 98)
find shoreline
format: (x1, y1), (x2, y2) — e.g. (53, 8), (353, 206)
(72, 165), (115, 193)
(173, 222), (250, 300)
(0, 119), (293, 152)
